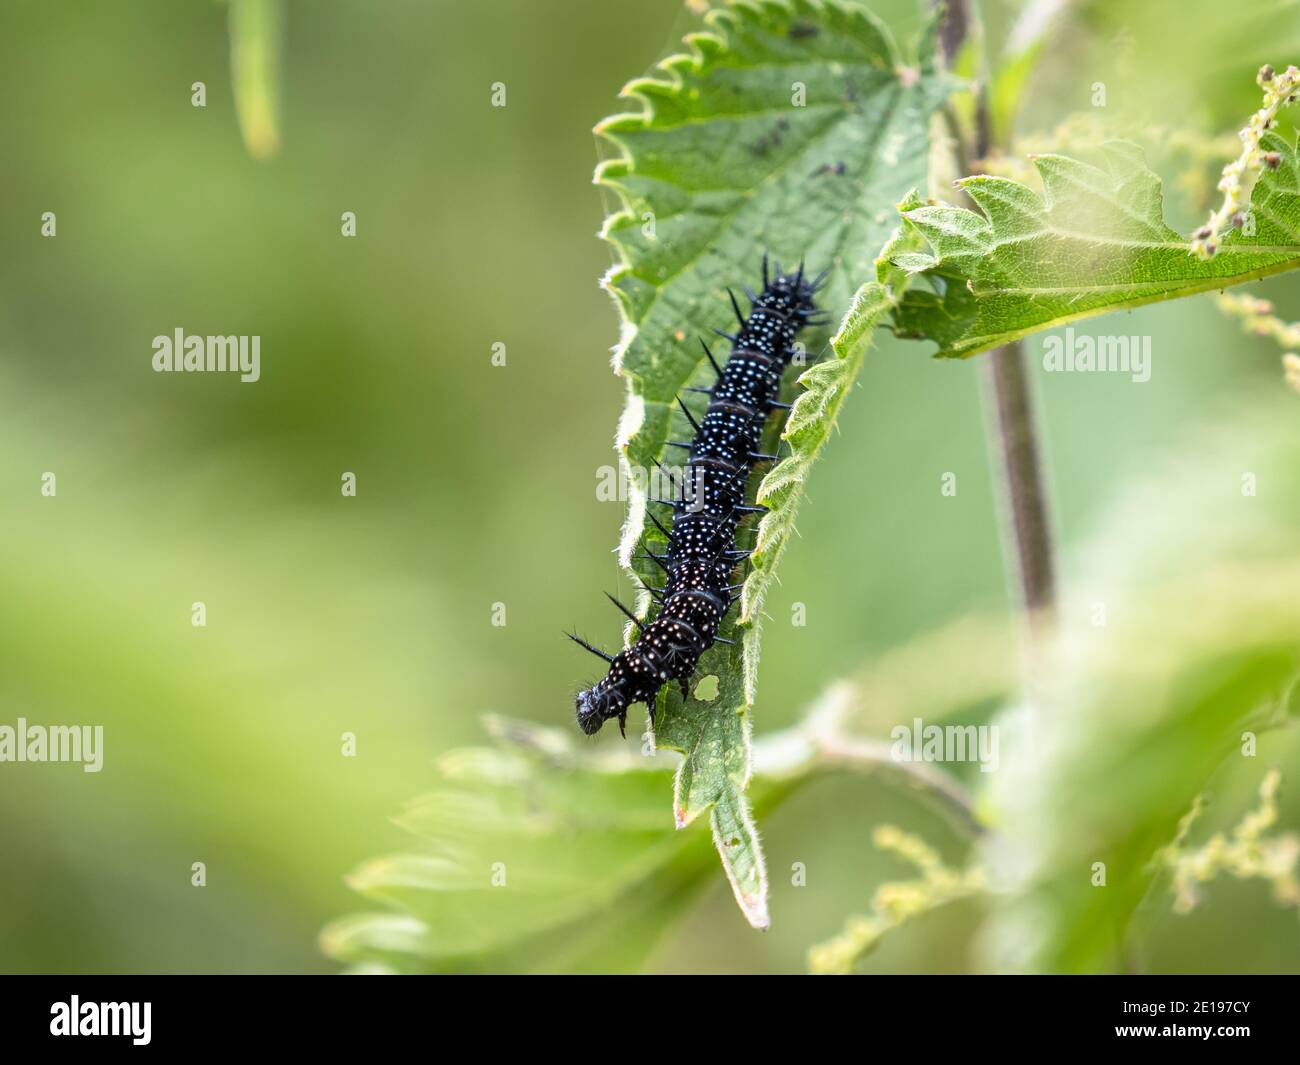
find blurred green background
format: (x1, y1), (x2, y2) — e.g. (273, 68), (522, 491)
(2, 0), (1299, 974)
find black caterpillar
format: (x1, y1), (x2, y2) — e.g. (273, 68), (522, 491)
(572, 257), (826, 737)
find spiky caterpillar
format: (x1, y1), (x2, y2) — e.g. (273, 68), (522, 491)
(573, 258), (824, 737)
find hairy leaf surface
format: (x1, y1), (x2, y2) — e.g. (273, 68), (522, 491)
(892, 135), (1300, 358)
(594, 0), (950, 928)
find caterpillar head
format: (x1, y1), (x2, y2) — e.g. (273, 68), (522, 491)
(575, 683), (628, 737)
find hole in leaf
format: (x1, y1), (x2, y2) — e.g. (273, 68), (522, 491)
(693, 675), (719, 702)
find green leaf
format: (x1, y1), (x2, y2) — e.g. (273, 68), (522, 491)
(987, 0), (1068, 147)
(321, 716), (714, 973)
(594, 0), (951, 928)
(741, 198), (927, 705)
(978, 394), (1300, 973)
(987, 43), (1041, 149)
(228, 0), (282, 160)
(982, 573), (1300, 973)
(891, 135), (1300, 358)
(320, 603), (1022, 972)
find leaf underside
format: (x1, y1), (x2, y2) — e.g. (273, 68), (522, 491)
(594, 0), (949, 927)
(892, 134), (1300, 359)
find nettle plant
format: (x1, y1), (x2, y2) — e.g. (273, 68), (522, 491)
(324, 1), (1300, 973)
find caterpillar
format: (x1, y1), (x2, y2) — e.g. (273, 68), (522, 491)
(572, 257), (826, 737)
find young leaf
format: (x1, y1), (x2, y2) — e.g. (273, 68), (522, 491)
(594, 0), (951, 928)
(891, 135), (1300, 359)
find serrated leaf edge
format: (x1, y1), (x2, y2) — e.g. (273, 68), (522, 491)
(897, 135), (1300, 358)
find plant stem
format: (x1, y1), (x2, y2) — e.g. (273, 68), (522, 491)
(813, 731), (984, 839)
(983, 340), (1056, 628)
(758, 683), (987, 840)
(937, 0), (1058, 633)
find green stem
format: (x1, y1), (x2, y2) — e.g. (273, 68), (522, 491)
(938, 0), (1058, 632)
(755, 683), (986, 841)
(983, 340), (1056, 627)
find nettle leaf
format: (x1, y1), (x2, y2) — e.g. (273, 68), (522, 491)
(321, 717), (715, 973)
(321, 716), (807, 973)
(595, 0), (950, 928)
(741, 195), (927, 704)
(892, 134), (1300, 359)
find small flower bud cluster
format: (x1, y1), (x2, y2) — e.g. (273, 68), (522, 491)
(1214, 292), (1300, 389)
(1159, 769), (1300, 916)
(1284, 352), (1300, 393)
(1215, 290), (1300, 346)
(1192, 63), (1300, 260)
(806, 825), (984, 974)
